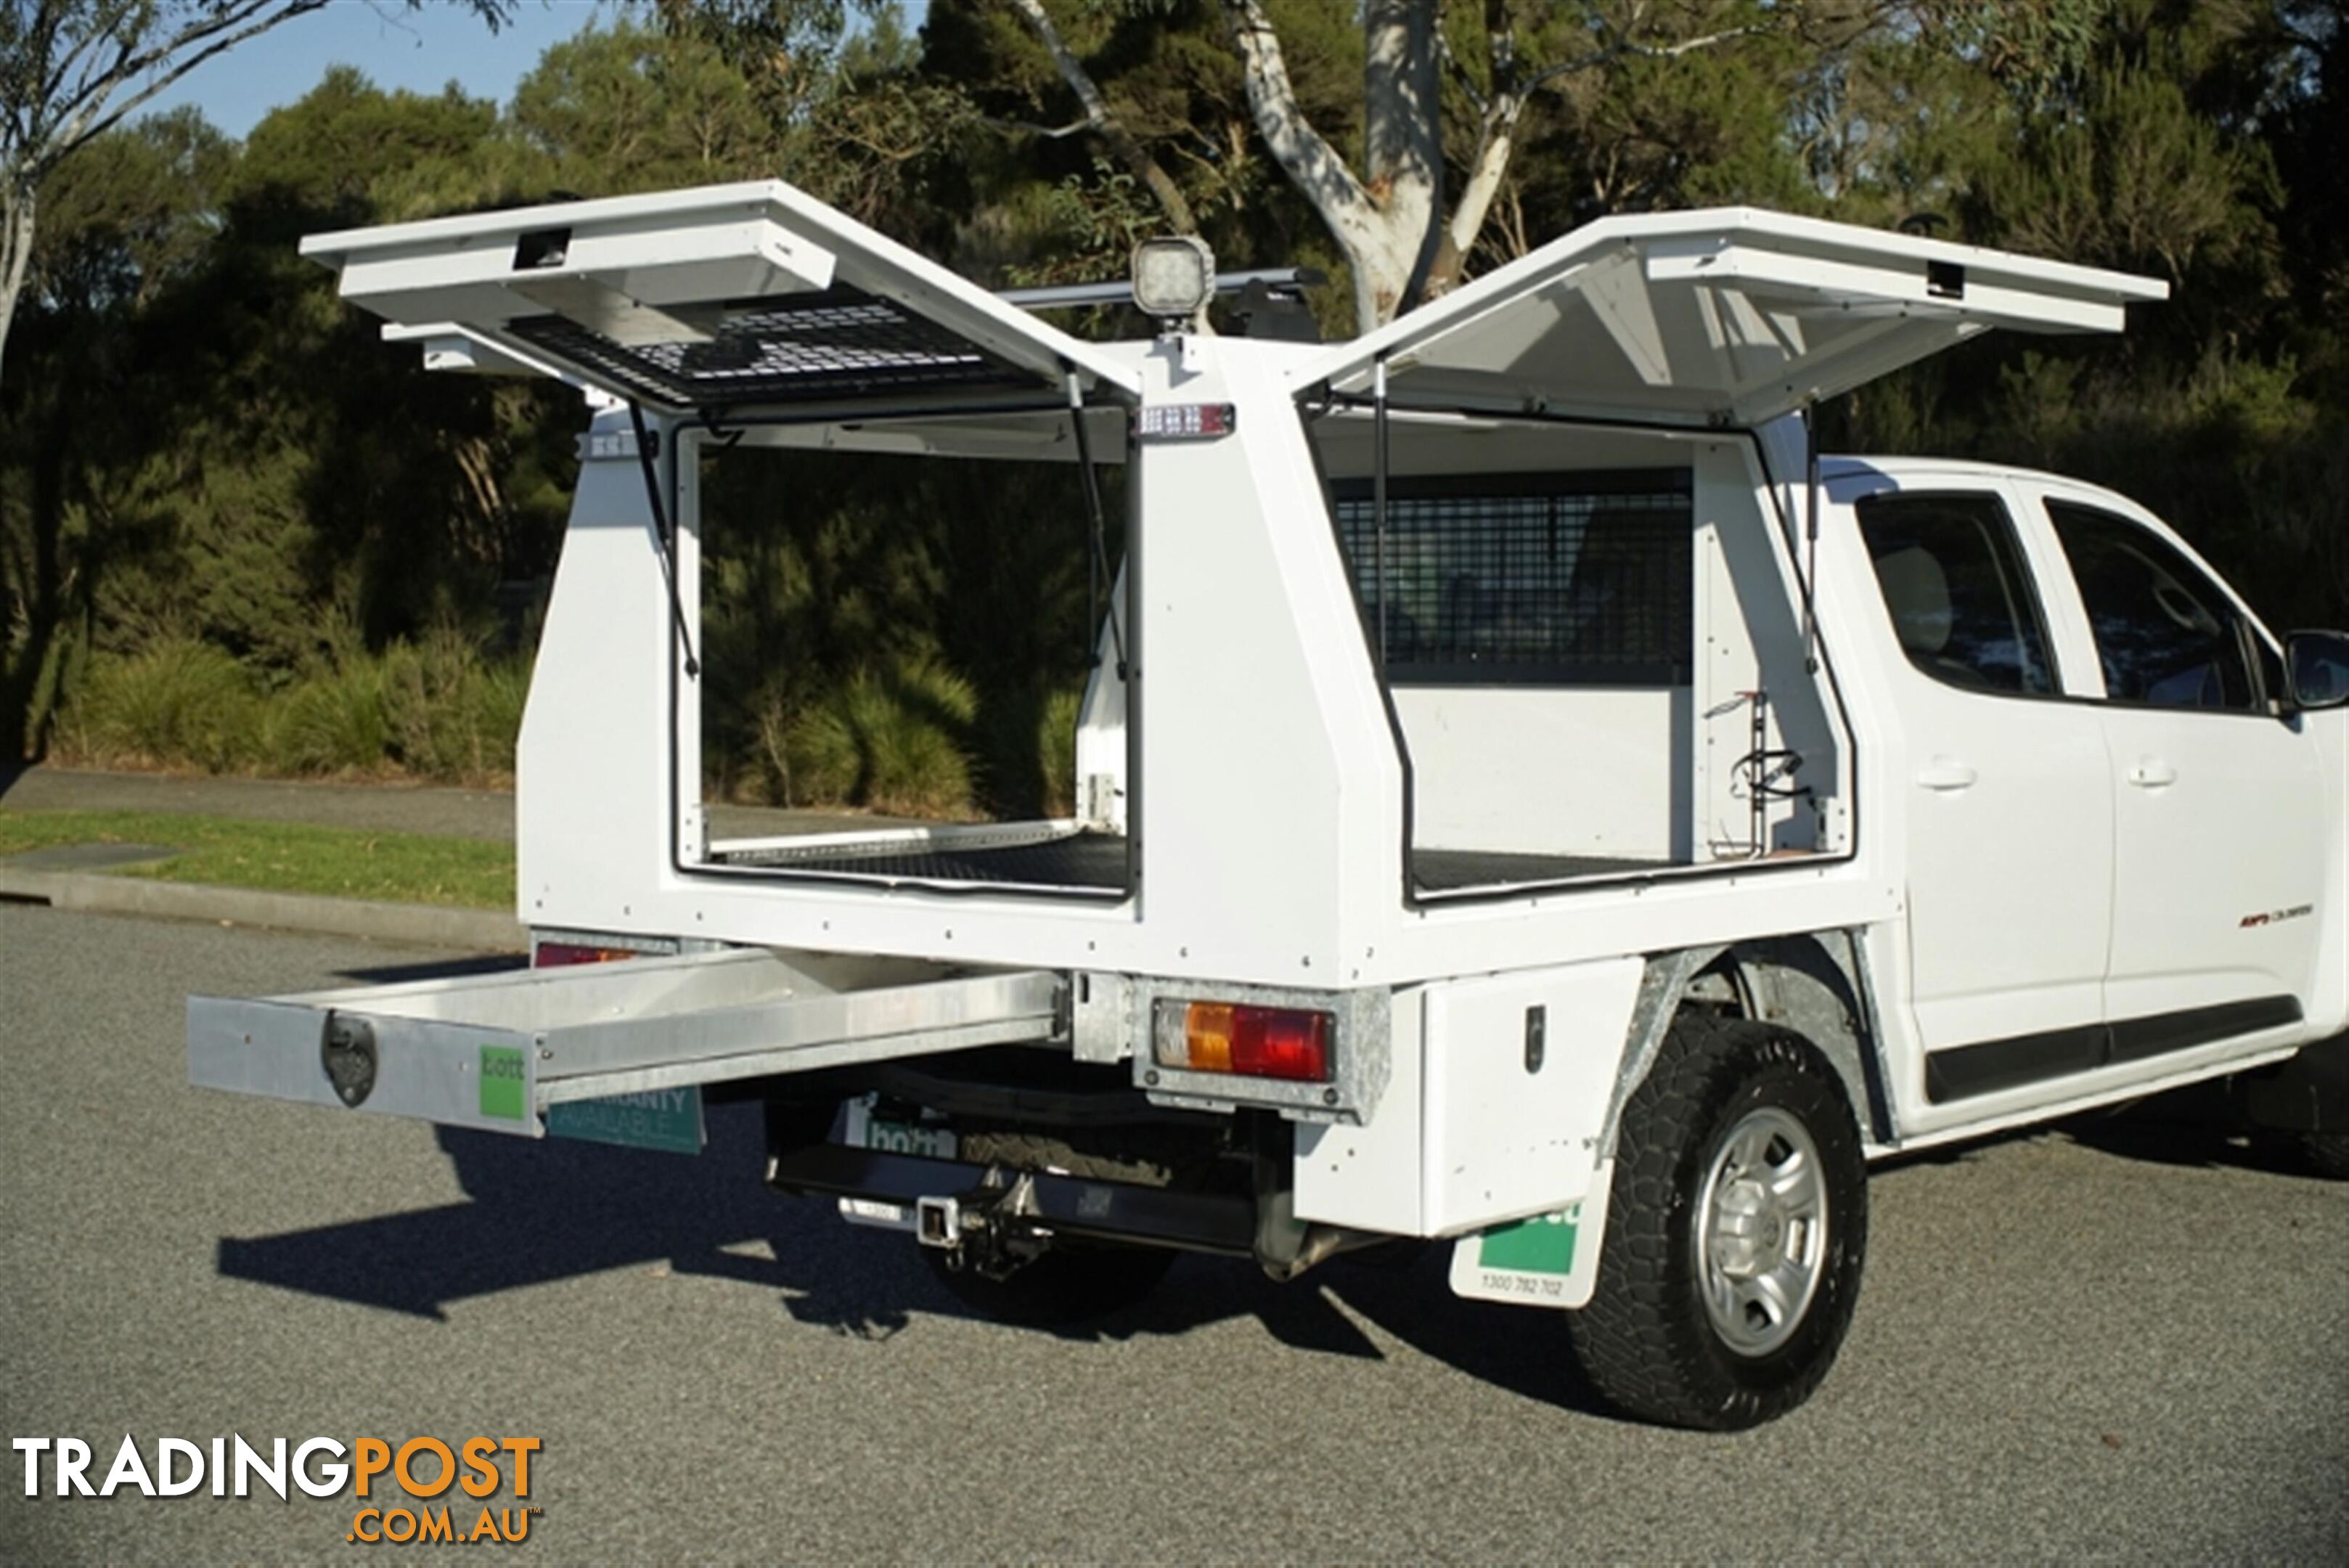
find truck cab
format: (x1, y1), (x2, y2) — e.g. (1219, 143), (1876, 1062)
(1831, 459), (2340, 1127)
(187, 180), (2349, 1430)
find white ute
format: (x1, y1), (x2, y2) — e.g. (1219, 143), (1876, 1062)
(187, 181), (2349, 1429)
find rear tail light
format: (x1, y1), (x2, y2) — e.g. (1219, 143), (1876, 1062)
(1155, 1001), (1331, 1082)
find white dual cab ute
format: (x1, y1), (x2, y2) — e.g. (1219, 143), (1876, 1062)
(187, 180), (2349, 1429)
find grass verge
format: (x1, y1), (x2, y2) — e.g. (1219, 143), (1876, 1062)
(0, 810), (513, 910)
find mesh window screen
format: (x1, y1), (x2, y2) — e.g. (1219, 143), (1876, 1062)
(506, 286), (1041, 407)
(1331, 468), (1694, 684)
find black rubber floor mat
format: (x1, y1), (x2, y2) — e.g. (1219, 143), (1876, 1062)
(724, 832), (1131, 889)
(1410, 847), (1672, 891)
(717, 832), (1668, 894)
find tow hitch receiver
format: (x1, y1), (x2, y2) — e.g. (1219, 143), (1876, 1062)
(915, 1195), (962, 1247)
(919, 1171), (1051, 1280)
(771, 1142), (1257, 1257)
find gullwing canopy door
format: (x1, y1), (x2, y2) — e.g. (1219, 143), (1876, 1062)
(1302, 208), (2166, 428)
(301, 180), (1140, 410)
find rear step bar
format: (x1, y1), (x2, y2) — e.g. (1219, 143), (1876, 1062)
(188, 948), (1064, 1138)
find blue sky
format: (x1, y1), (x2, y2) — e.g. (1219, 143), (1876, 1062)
(139, 1), (613, 137)
(139, 0), (929, 139)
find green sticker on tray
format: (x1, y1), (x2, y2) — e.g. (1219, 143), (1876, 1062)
(478, 1045), (527, 1122)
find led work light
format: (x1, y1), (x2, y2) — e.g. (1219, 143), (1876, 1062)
(1131, 235), (1216, 321)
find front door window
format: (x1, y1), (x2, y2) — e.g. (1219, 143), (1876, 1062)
(2046, 500), (2258, 711)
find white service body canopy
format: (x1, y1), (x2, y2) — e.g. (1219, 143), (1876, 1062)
(1300, 208), (2168, 428)
(300, 179), (1142, 411)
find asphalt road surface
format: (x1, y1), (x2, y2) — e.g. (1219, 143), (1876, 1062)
(4, 907), (2345, 1563)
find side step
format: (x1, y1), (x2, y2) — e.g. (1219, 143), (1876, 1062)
(188, 948), (1065, 1138)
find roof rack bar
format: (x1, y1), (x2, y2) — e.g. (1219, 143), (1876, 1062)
(997, 266), (1328, 311)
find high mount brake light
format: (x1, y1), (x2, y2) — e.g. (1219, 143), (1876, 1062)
(1132, 403), (1236, 440)
(1156, 1001), (1332, 1083)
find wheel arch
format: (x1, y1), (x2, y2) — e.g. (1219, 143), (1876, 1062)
(1602, 931), (1896, 1162)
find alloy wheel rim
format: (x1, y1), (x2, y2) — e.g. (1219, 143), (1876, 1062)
(1694, 1105), (1828, 1357)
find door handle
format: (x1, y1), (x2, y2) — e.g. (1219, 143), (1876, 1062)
(1916, 760), (1978, 792)
(2127, 758), (2178, 789)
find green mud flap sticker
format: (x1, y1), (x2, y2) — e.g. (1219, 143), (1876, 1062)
(1447, 1160), (1612, 1310)
(543, 1087), (706, 1155)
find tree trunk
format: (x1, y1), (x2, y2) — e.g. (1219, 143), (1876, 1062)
(1, 343), (68, 762)
(1428, 105), (1519, 297)
(1360, 0), (1443, 319)
(0, 181), (37, 393)
(1010, 0), (1198, 235)
(1220, 0), (1436, 332)
(1225, 1), (1786, 328)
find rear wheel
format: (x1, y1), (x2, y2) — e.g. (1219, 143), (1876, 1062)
(1569, 1013), (1868, 1430)
(921, 1242), (1176, 1328)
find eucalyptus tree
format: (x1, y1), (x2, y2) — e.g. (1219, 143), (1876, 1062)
(983, 3), (1871, 332)
(0, 0), (512, 388)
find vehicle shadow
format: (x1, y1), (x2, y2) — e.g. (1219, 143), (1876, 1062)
(2057, 1106), (2333, 1180)
(335, 954), (529, 984)
(1848, 1090), (2337, 1183)
(213, 1100), (1604, 1414)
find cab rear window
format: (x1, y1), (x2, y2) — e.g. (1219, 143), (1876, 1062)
(1855, 492), (2057, 696)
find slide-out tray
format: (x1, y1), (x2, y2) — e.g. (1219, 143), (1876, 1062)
(188, 948), (1062, 1138)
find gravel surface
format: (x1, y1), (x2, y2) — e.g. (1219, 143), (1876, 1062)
(3, 906), (2345, 1563)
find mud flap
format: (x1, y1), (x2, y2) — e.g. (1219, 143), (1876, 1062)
(1446, 1161), (1611, 1310)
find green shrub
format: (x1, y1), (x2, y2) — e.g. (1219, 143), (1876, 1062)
(272, 659), (392, 775)
(378, 632), (530, 781)
(61, 640), (261, 771)
(1039, 686), (1084, 817)
(53, 630), (530, 785)
(780, 701), (861, 805)
(782, 654), (979, 818)
(465, 657), (531, 778)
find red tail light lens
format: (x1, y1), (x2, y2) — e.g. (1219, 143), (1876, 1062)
(1230, 1005), (1331, 1081)
(532, 941), (640, 968)
(1157, 1001), (1331, 1082)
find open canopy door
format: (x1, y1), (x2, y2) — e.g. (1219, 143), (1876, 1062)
(301, 180), (1140, 412)
(1302, 208), (2166, 428)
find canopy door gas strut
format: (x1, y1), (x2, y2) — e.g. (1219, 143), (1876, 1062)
(1063, 366), (1127, 679)
(626, 399), (701, 679)
(1801, 400), (1822, 675)
(1373, 352), (1391, 671)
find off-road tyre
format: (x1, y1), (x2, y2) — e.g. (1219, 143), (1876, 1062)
(1568, 1012), (1868, 1430)
(922, 1242), (1176, 1328)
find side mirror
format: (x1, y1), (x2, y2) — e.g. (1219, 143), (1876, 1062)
(2286, 630), (2349, 711)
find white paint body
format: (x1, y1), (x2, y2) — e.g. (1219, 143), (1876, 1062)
(298, 181), (2347, 1269)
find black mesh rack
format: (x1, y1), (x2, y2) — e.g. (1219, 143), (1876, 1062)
(505, 285), (1046, 408)
(1331, 467), (1695, 685)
